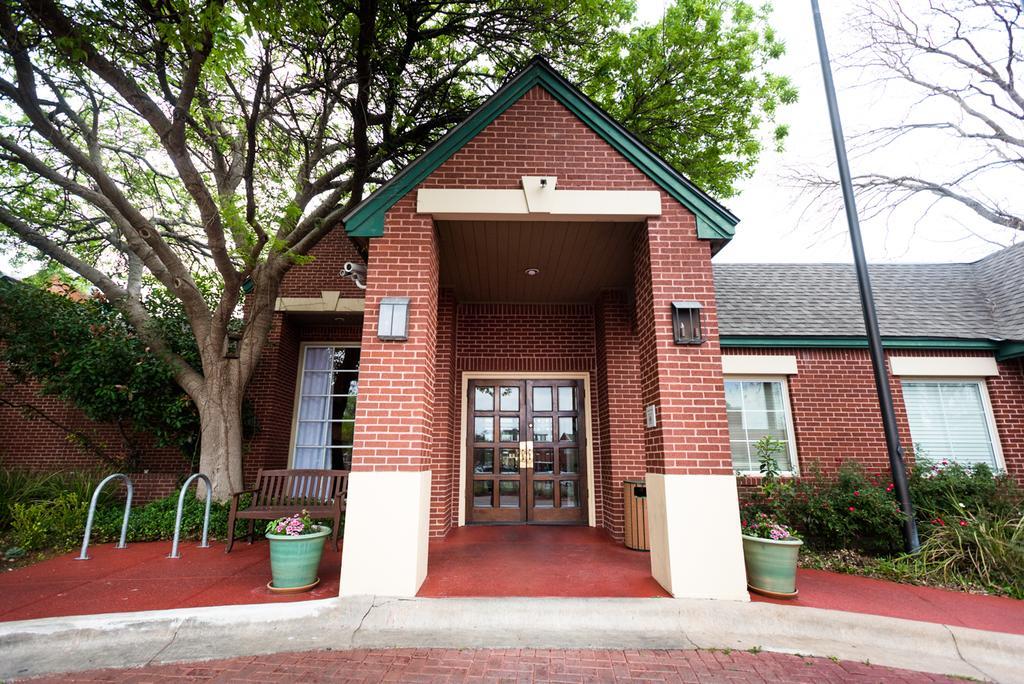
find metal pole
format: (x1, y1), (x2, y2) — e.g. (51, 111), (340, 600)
(810, 0), (920, 553)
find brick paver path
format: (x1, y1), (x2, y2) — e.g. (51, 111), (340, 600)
(24, 648), (965, 682)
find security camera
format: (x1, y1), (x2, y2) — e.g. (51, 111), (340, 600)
(342, 262), (366, 278)
(340, 262), (367, 290)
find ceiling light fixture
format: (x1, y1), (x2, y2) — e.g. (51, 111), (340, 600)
(524, 267), (540, 277)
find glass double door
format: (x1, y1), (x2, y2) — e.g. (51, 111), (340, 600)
(467, 379), (587, 524)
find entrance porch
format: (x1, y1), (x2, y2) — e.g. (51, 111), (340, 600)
(418, 526), (669, 598)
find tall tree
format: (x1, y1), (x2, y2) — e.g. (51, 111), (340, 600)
(798, 0), (1023, 236)
(0, 0), (792, 498)
(578, 1), (796, 199)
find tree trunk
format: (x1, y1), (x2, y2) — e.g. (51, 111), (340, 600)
(195, 362), (245, 502)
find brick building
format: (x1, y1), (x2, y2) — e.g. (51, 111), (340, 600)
(3, 58), (1022, 600)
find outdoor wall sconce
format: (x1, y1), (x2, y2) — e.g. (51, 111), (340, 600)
(671, 301), (703, 345)
(224, 330), (243, 359)
(377, 297), (410, 341)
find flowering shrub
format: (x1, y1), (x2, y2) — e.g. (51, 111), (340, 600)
(741, 511), (799, 541)
(266, 510), (318, 536)
(909, 458), (1021, 520)
(742, 462), (905, 554)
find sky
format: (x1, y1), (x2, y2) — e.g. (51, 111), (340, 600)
(634, 0), (1020, 264)
(3, 1), (1019, 278)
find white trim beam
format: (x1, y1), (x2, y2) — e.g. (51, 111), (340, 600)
(417, 186), (661, 222)
(275, 292), (366, 313)
(890, 356), (999, 377)
(721, 355), (798, 376)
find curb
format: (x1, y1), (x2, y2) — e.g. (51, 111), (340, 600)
(0, 597), (1020, 682)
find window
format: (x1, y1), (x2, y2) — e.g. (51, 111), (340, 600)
(292, 345), (359, 470)
(901, 380), (1001, 470)
(725, 378), (797, 474)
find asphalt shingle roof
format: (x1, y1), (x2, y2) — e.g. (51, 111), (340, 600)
(713, 243), (1024, 342)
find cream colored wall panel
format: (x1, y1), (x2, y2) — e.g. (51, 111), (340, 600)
(890, 356), (999, 377)
(340, 470), (431, 597)
(645, 473), (749, 601)
(721, 355), (798, 376)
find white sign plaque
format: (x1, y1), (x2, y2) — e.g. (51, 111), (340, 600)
(645, 404), (657, 428)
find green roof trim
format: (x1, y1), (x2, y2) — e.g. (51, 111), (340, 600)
(719, 336), (1002, 352)
(344, 57), (738, 242)
(996, 341), (1024, 361)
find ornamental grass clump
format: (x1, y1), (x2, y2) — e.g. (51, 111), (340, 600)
(266, 510), (317, 536)
(888, 509), (1024, 598)
(885, 460), (1024, 598)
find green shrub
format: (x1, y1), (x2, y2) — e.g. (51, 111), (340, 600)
(0, 467), (115, 533)
(908, 458), (1022, 519)
(10, 492), (90, 551)
(743, 462), (904, 554)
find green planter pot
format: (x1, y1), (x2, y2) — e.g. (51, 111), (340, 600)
(741, 534), (803, 598)
(266, 525), (331, 593)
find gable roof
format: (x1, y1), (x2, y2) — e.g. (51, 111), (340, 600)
(713, 242), (1024, 360)
(342, 56), (738, 247)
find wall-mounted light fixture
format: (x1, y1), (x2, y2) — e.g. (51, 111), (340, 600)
(377, 297), (410, 341)
(671, 301), (703, 345)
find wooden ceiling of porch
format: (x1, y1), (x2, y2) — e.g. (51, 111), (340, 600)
(436, 220), (641, 303)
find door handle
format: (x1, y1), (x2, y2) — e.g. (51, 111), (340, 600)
(526, 441), (534, 469)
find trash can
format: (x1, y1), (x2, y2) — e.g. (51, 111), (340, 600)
(623, 479), (649, 551)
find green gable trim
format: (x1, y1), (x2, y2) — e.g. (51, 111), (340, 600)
(996, 341), (1024, 361)
(720, 336), (1002, 352)
(344, 58), (738, 241)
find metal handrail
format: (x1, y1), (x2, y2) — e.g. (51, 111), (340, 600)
(77, 473), (133, 561)
(167, 473), (212, 559)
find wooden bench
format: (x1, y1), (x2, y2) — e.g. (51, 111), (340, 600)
(226, 469), (349, 552)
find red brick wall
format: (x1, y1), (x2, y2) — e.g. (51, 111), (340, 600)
(724, 348), (1024, 484)
(351, 194), (440, 473)
(633, 207), (730, 476)
(595, 290), (646, 540)
(0, 366), (189, 502)
(420, 87), (654, 193)
(278, 228), (366, 299)
(989, 358), (1024, 479)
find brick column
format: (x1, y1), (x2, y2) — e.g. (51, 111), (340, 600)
(429, 288), (458, 536)
(595, 290), (645, 540)
(632, 202), (747, 600)
(340, 196), (438, 596)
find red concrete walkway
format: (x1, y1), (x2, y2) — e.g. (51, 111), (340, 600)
(0, 540), (341, 622)
(753, 568), (1024, 636)
(20, 648), (963, 683)
(418, 525), (670, 598)
(1, 525), (1021, 638)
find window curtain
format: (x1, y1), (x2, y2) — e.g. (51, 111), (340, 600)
(902, 381), (997, 469)
(293, 347), (332, 469)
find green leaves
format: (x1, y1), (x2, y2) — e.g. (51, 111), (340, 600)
(578, 0), (797, 198)
(0, 277), (201, 465)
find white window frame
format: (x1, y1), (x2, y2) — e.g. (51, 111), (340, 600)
(724, 375), (800, 477)
(900, 377), (1005, 472)
(288, 342), (361, 470)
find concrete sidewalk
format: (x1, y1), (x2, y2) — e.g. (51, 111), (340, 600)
(0, 596), (1020, 683)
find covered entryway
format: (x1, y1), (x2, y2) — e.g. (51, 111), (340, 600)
(466, 378), (587, 524)
(339, 59), (748, 600)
